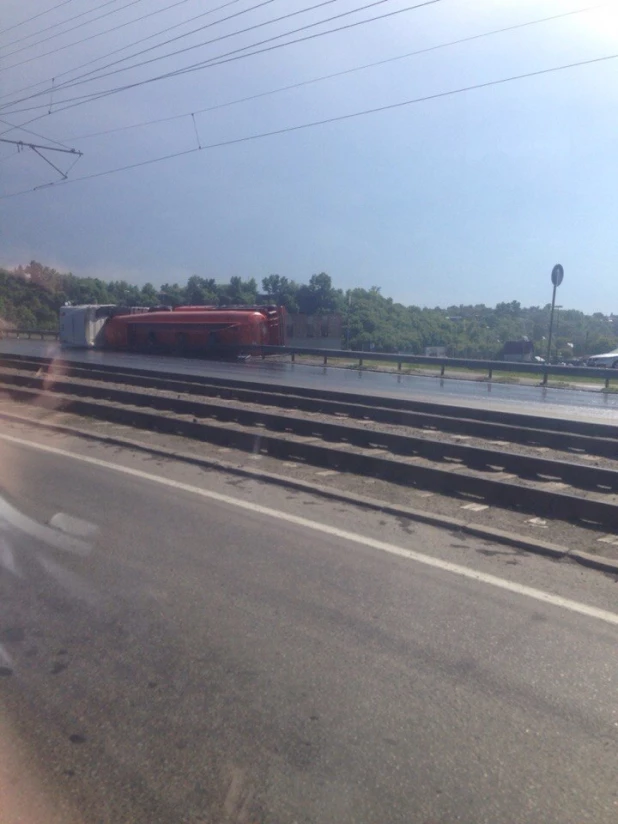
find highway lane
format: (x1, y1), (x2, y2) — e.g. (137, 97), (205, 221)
(2, 338), (618, 422)
(0, 430), (616, 823)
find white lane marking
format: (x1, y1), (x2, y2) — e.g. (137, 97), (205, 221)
(1, 432), (618, 628)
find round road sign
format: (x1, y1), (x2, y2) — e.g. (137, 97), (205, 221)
(551, 264), (564, 287)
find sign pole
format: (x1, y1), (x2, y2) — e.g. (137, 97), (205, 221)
(543, 264), (564, 386)
(545, 281), (558, 366)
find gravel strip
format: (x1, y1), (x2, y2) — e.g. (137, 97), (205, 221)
(1, 397), (616, 565)
(1, 367), (615, 470)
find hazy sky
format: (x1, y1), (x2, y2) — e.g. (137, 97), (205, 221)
(1, 0), (618, 311)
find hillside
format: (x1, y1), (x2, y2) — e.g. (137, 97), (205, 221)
(1, 262), (616, 360)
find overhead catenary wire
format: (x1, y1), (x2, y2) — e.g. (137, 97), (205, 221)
(0, 0), (238, 73)
(0, 0), (437, 116)
(1, 0), (145, 59)
(0, 0), (76, 38)
(2, 49), (617, 200)
(1, 0), (338, 102)
(1, 0), (123, 49)
(0, 116), (72, 149)
(0, 0), (245, 104)
(52, 0), (341, 88)
(5, 0), (613, 112)
(60, 2), (614, 143)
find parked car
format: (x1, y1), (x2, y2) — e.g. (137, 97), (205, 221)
(586, 349), (618, 368)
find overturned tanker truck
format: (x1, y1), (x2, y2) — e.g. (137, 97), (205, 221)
(59, 304), (287, 355)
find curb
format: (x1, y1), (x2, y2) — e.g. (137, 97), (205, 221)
(567, 549), (618, 575)
(1, 409), (617, 575)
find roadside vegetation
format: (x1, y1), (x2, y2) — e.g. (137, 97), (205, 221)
(1, 261), (617, 360)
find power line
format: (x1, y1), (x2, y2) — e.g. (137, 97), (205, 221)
(0, 116), (72, 149)
(1, 0), (431, 115)
(0, 0), (76, 38)
(0, 0), (245, 104)
(1, 0), (144, 60)
(0, 0), (226, 74)
(0, 0), (440, 139)
(1, 0), (122, 49)
(3, 48), (617, 200)
(62, 2), (613, 144)
(1, 0), (313, 100)
(55, 0), (337, 89)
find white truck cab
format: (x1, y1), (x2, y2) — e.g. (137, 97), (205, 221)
(59, 305), (116, 347)
(59, 304), (156, 347)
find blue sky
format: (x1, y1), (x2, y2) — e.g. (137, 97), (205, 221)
(1, 0), (617, 311)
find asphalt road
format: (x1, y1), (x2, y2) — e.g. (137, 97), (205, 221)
(0, 429), (617, 823)
(2, 338), (618, 422)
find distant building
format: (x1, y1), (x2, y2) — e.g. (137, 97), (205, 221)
(425, 346), (447, 357)
(502, 339), (534, 362)
(286, 313), (342, 349)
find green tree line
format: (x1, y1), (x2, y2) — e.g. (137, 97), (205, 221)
(1, 261), (616, 359)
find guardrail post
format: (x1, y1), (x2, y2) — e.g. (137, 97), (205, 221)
(212, 346), (602, 387)
(605, 377), (610, 390)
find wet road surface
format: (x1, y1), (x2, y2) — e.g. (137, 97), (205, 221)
(2, 339), (618, 424)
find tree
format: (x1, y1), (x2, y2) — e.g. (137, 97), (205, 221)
(140, 283), (159, 306)
(159, 282), (186, 306)
(219, 276), (258, 305)
(297, 273), (343, 315)
(261, 274), (300, 312)
(185, 275), (218, 305)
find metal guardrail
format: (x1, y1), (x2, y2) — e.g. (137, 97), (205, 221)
(244, 345), (618, 388)
(2, 333), (616, 387)
(1, 328), (59, 340)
